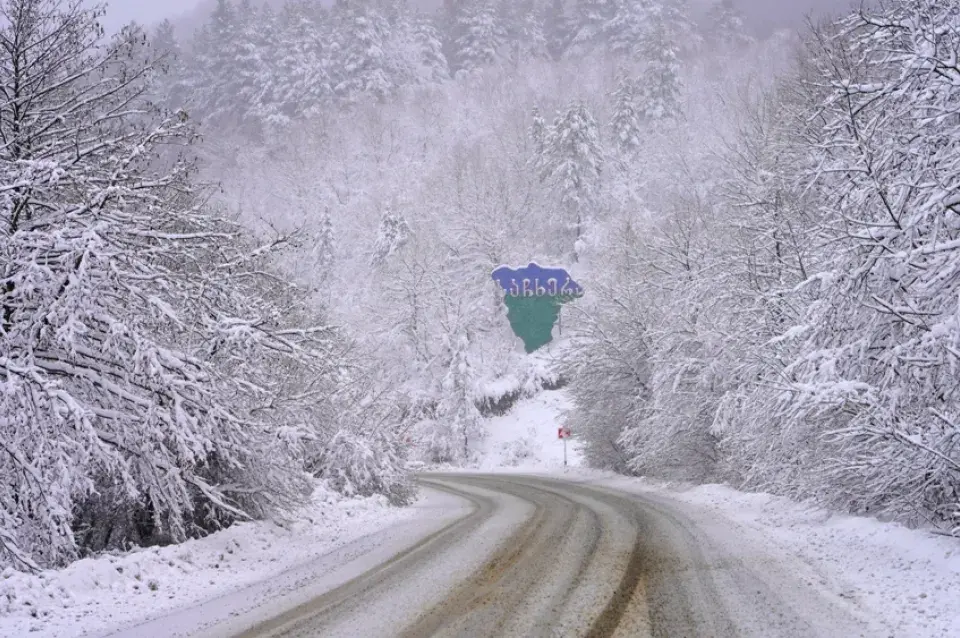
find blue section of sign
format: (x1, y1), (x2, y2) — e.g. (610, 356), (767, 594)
(491, 262), (584, 297)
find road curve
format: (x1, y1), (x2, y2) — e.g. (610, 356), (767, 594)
(228, 474), (882, 638)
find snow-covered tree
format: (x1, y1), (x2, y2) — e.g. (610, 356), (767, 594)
(253, 1), (333, 127)
(0, 0), (366, 570)
(569, 0), (618, 54)
(543, 0), (572, 60)
(726, 0), (960, 530)
(412, 12), (450, 82)
(703, 0), (752, 51)
(191, 0), (268, 129)
(436, 333), (482, 462)
(455, 0), (505, 74)
(636, 28), (684, 120)
(607, 0), (651, 58)
(530, 105), (547, 159)
(333, 1), (393, 101)
(372, 208), (412, 266)
(500, 0), (548, 67)
(610, 75), (642, 156)
(540, 101), (605, 258)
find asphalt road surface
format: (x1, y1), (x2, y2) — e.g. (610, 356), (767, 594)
(219, 474), (881, 638)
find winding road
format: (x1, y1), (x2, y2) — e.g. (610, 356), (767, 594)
(215, 474), (881, 638)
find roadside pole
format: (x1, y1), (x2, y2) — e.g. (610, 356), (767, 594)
(558, 427), (570, 466)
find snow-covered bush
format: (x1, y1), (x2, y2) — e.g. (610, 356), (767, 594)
(310, 430), (416, 506)
(499, 434), (537, 466)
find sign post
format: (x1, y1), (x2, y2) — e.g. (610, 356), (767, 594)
(558, 427), (571, 466)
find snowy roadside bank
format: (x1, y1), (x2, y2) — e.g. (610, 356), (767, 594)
(0, 484), (438, 638)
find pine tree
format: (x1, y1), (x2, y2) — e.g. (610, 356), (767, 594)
(543, 0), (572, 60)
(635, 2), (687, 121)
(570, 0), (618, 53)
(333, 1), (394, 101)
(610, 75), (642, 155)
(499, 0), (548, 67)
(530, 105), (547, 158)
(191, 0), (269, 129)
(607, 0), (650, 58)
(372, 208), (411, 266)
(440, 0), (466, 73)
(413, 12), (450, 82)
(151, 19), (188, 110)
(455, 0), (505, 74)
(541, 101), (605, 258)
(255, 1), (333, 126)
(437, 334), (482, 462)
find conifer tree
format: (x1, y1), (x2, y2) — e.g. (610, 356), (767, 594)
(455, 0), (505, 74)
(540, 101), (605, 258)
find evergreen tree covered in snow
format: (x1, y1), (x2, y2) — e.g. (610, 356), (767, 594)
(332, 1), (393, 101)
(191, 0), (268, 129)
(570, 0), (618, 54)
(543, 0), (572, 60)
(455, 0), (505, 74)
(412, 11), (450, 82)
(436, 334), (482, 462)
(254, 1), (333, 126)
(372, 208), (412, 266)
(500, 0), (549, 67)
(150, 19), (190, 111)
(540, 101), (605, 258)
(607, 0), (651, 58)
(635, 6), (685, 121)
(610, 75), (642, 155)
(530, 105), (547, 159)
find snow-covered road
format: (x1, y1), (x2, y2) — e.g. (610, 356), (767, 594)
(196, 474), (887, 638)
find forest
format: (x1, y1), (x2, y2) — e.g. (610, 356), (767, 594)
(1, 0), (958, 572)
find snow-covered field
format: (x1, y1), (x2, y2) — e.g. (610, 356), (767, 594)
(0, 485), (430, 638)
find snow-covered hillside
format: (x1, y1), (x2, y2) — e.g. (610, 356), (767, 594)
(475, 390), (582, 470)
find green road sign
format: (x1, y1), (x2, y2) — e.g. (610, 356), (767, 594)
(491, 263), (584, 353)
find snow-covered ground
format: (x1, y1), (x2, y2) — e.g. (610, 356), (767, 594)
(475, 390), (582, 469)
(4, 388), (958, 638)
(0, 484), (445, 638)
(520, 469), (960, 637)
(476, 389), (960, 637)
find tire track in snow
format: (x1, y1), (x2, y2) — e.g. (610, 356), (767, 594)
(228, 474), (881, 638)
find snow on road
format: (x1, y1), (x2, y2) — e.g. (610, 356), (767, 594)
(534, 470), (960, 638)
(477, 389), (960, 637)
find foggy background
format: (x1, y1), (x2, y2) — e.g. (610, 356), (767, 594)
(100, 0), (858, 38)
